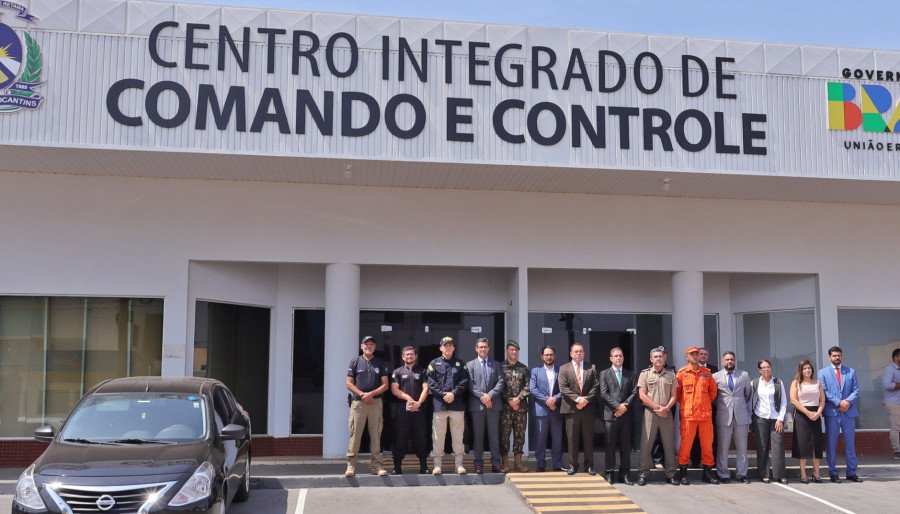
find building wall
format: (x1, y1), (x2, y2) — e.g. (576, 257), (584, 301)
(2, 169), (899, 457)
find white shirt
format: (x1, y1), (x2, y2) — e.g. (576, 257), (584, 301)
(755, 377), (787, 421)
(544, 365), (556, 392)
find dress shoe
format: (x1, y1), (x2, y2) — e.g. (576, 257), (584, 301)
(702, 466), (720, 484)
(779, 478), (788, 485)
(829, 474), (841, 483)
(678, 465), (690, 485)
(812, 476), (822, 483)
(492, 465), (503, 473)
(736, 475), (750, 484)
(604, 470), (616, 483)
(375, 468), (389, 477)
(586, 467), (597, 476)
(637, 475), (647, 486)
(719, 477), (731, 484)
(566, 465), (578, 476)
(621, 474), (634, 486)
(535, 467), (545, 472)
(846, 475), (862, 483)
(474, 464), (483, 474)
(390, 468), (402, 475)
(667, 477), (680, 486)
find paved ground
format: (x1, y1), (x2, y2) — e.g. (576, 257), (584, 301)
(2, 456), (898, 513)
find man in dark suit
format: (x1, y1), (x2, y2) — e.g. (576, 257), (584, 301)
(530, 345), (563, 472)
(558, 342), (599, 475)
(599, 347), (637, 485)
(466, 337), (504, 474)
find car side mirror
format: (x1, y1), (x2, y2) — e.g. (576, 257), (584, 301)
(34, 425), (55, 442)
(220, 424), (246, 441)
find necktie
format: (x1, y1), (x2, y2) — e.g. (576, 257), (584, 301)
(727, 372), (734, 392)
(616, 368), (622, 387)
(836, 367), (842, 388)
(482, 360), (488, 387)
(576, 364), (583, 391)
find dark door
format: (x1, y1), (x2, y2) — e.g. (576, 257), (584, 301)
(357, 310), (506, 453)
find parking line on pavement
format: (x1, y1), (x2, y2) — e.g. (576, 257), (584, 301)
(507, 472), (644, 514)
(293, 488), (307, 514)
(773, 482), (855, 514)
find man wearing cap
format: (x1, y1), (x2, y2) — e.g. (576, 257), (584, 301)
(345, 336), (390, 478)
(426, 336), (470, 475)
(466, 337), (504, 474)
(500, 339), (531, 473)
(676, 346), (719, 485)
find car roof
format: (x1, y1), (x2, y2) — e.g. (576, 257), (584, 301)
(88, 376), (226, 396)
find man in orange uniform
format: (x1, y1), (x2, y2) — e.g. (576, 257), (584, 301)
(676, 346), (719, 485)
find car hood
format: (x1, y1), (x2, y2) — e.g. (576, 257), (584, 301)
(35, 441), (211, 478)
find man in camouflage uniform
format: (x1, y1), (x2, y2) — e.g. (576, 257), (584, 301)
(500, 339), (531, 472)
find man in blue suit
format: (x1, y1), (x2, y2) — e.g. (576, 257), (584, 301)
(818, 345), (862, 483)
(530, 345), (564, 472)
(467, 337), (504, 474)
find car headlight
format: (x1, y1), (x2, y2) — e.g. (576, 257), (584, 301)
(168, 461), (215, 507)
(14, 464), (47, 511)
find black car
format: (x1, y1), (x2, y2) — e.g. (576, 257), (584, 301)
(13, 377), (251, 514)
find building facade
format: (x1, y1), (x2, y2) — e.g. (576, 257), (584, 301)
(1, 0), (899, 464)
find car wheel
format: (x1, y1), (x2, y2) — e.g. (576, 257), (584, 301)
(233, 457), (250, 503)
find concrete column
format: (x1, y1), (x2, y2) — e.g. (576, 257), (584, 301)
(270, 265), (294, 437)
(161, 263), (190, 376)
(815, 273), (839, 368)
(322, 263), (360, 457)
(672, 271), (704, 366)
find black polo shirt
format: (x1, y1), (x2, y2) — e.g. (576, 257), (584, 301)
(347, 355), (389, 399)
(391, 364), (426, 401)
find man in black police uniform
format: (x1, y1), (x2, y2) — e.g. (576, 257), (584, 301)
(390, 346), (430, 475)
(426, 336), (470, 475)
(345, 335), (390, 478)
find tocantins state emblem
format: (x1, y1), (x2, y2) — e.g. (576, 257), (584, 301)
(0, 2), (43, 114)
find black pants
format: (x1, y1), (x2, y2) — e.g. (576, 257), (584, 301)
(604, 416), (632, 474)
(392, 408), (428, 463)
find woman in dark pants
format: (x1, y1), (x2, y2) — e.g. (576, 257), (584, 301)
(751, 359), (788, 484)
(790, 359), (825, 483)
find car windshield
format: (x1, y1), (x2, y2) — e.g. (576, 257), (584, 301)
(59, 393), (207, 443)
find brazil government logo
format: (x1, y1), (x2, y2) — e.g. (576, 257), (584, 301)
(0, 2), (43, 114)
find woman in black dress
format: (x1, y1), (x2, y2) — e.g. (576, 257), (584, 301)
(789, 359), (825, 483)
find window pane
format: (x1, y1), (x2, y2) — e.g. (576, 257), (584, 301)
(130, 299), (163, 376)
(46, 297), (87, 430)
(291, 310), (324, 434)
(0, 297), (45, 437)
(736, 309), (816, 380)
(84, 298), (129, 391)
(837, 308), (900, 429)
(0, 296), (164, 437)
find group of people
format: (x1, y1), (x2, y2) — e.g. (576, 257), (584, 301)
(344, 333), (898, 486)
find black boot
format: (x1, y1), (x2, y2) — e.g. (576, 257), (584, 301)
(702, 466), (719, 484)
(678, 465), (691, 485)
